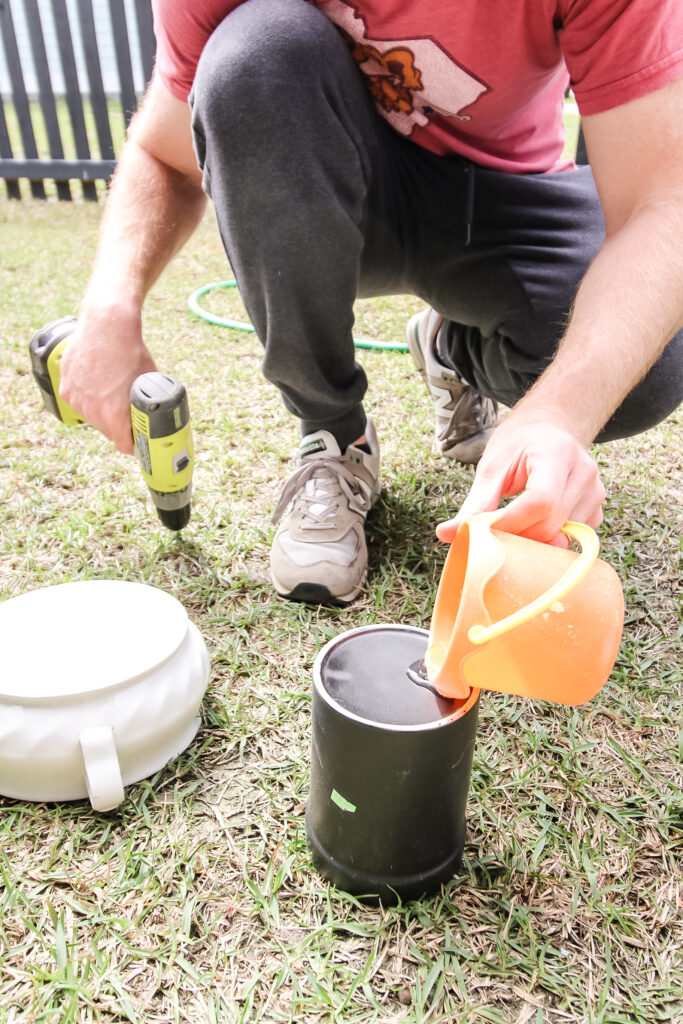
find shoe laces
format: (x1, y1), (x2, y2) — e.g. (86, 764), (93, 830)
(272, 456), (372, 529)
(438, 385), (498, 448)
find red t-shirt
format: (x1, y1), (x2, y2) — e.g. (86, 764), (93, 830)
(152, 0), (683, 173)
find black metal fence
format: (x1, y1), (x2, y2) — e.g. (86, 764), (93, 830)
(0, 0), (155, 199)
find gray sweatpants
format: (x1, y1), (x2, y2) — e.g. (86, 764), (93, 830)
(189, 0), (682, 450)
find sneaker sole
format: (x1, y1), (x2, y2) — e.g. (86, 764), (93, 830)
(272, 578), (364, 607)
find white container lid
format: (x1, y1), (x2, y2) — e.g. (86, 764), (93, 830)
(0, 580), (190, 703)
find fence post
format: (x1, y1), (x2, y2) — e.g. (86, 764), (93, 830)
(0, 0), (47, 198)
(25, 0), (72, 199)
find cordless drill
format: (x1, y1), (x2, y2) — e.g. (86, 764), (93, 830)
(29, 316), (194, 531)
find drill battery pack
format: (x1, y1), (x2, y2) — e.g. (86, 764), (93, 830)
(29, 316), (84, 426)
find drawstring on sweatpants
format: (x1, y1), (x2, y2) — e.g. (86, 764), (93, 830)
(464, 161), (475, 246)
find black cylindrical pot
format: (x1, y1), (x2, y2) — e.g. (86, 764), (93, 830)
(307, 625), (480, 902)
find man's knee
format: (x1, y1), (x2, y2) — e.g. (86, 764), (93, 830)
(192, 0), (340, 120)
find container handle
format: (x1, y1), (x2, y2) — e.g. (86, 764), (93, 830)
(80, 725), (125, 811)
(467, 521), (599, 646)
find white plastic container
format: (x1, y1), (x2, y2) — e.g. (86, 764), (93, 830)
(0, 580), (210, 811)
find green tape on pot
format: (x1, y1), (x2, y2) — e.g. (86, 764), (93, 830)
(331, 789), (356, 813)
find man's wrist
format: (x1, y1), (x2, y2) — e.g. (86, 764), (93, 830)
(80, 277), (145, 315)
(507, 395), (595, 449)
(78, 293), (143, 329)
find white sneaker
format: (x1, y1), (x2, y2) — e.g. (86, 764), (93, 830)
(407, 309), (498, 464)
(270, 421), (380, 605)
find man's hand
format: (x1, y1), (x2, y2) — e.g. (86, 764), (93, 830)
(436, 412), (606, 547)
(59, 306), (157, 454)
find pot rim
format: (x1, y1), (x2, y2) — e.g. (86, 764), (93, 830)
(313, 624), (479, 732)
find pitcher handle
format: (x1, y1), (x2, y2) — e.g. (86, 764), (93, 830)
(467, 521), (599, 646)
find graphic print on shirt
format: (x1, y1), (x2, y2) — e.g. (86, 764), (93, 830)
(322, 0), (490, 135)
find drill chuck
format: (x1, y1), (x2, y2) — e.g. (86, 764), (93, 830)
(29, 318), (193, 531)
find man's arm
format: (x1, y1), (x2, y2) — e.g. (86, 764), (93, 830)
(59, 73), (207, 453)
(439, 76), (683, 546)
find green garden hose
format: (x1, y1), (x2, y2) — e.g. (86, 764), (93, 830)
(188, 280), (409, 352)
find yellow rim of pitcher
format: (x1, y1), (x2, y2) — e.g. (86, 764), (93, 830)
(467, 513), (600, 646)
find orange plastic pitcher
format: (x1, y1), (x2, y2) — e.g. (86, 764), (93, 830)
(425, 512), (624, 705)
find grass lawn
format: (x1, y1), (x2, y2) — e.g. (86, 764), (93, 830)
(0, 187), (681, 1024)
